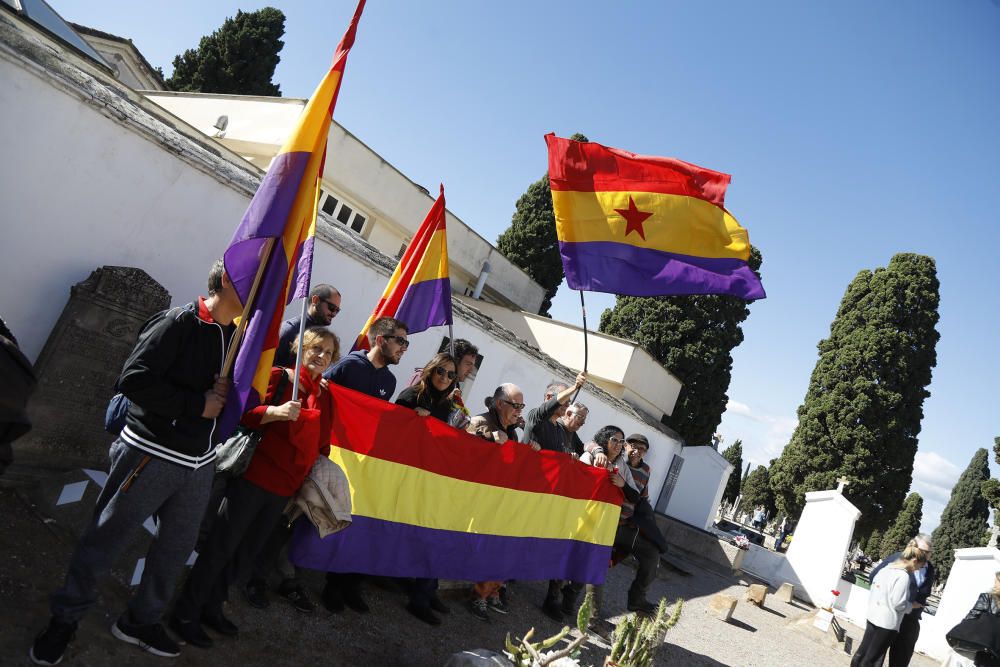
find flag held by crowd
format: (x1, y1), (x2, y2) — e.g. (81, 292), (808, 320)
(353, 185), (452, 350)
(545, 133), (766, 301)
(219, 1), (366, 434)
(289, 384), (623, 584)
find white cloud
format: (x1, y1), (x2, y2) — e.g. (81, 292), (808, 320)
(719, 400), (798, 468)
(911, 450), (963, 533)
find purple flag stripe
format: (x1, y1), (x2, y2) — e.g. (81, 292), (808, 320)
(560, 240), (766, 300)
(289, 514), (611, 584)
(217, 243), (290, 436)
(224, 151), (311, 305)
(394, 277), (453, 334)
(289, 235), (316, 303)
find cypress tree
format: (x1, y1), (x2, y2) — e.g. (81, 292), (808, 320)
(720, 440), (744, 506)
(741, 465), (775, 518)
(931, 448), (991, 582)
(863, 529), (883, 557)
(878, 492), (923, 560)
(496, 133), (589, 316)
(166, 8), (285, 96)
(597, 247), (763, 445)
(769, 254), (940, 535)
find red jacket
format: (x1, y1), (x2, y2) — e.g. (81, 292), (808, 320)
(241, 367), (333, 497)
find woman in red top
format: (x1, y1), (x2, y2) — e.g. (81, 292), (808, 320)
(172, 327), (339, 649)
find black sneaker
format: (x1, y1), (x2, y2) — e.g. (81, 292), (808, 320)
(112, 617), (181, 657)
(321, 586), (345, 614)
(428, 595), (450, 614)
(243, 579), (269, 609)
(405, 603), (441, 626)
(343, 589), (370, 614)
(277, 583), (315, 614)
(486, 596), (509, 615)
(29, 617), (77, 666)
(541, 597), (564, 622)
(201, 607), (238, 637)
(627, 598), (656, 614)
(468, 598), (490, 623)
(168, 616), (212, 649)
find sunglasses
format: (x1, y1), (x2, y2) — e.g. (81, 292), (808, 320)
(320, 298), (341, 315)
(499, 398), (526, 410)
(433, 367), (457, 380)
(382, 335), (410, 348)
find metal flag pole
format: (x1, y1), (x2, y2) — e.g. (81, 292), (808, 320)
(448, 323), (455, 358)
(571, 289), (589, 403)
(291, 296), (309, 401)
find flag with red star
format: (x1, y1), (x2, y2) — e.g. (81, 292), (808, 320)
(545, 134), (765, 300)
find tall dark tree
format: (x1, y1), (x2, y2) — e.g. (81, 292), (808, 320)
(878, 492), (924, 560)
(496, 133), (588, 316)
(741, 465), (775, 518)
(720, 440), (744, 505)
(862, 529), (883, 557)
(769, 254), (940, 535)
(166, 8), (285, 96)
(931, 448), (991, 582)
(598, 248), (763, 445)
(979, 437), (1000, 538)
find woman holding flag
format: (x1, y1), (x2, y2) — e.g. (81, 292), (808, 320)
(171, 328), (339, 649)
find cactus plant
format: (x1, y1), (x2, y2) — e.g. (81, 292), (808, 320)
(606, 598), (683, 667)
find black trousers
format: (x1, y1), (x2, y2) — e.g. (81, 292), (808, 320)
(851, 621), (898, 667)
(887, 612), (920, 667)
(176, 477), (287, 619)
(409, 578), (439, 610)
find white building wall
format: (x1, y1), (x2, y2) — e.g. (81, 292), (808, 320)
(663, 447), (733, 530)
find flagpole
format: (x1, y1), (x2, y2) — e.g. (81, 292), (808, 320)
(572, 289), (589, 403)
(291, 297), (309, 400)
(222, 237), (276, 377)
(447, 323), (455, 358)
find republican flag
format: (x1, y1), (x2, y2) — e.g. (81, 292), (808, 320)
(219, 1), (366, 434)
(353, 185), (452, 350)
(545, 133), (765, 301)
(289, 384), (623, 583)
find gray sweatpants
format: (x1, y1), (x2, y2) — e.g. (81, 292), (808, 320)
(50, 438), (214, 625)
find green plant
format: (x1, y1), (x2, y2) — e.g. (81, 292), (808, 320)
(608, 598), (683, 667)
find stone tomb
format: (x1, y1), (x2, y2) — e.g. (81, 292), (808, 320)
(20, 266), (169, 467)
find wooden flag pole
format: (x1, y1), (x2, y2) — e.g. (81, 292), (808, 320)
(221, 237), (276, 377)
(571, 289), (589, 403)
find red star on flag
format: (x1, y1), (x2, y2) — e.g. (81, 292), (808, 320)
(614, 196), (653, 240)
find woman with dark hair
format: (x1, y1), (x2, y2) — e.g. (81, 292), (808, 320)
(393, 353), (457, 626)
(395, 353), (457, 422)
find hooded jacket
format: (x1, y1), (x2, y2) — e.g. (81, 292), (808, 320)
(119, 300), (234, 469)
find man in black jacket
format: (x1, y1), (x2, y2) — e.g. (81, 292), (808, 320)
(30, 260), (242, 665)
(274, 284), (340, 367)
(868, 534), (935, 667)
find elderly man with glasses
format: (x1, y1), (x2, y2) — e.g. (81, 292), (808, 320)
(556, 402), (589, 457)
(522, 374), (587, 454)
(275, 284), (341, 367)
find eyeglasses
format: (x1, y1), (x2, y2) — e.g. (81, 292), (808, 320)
(608, 436), (625, 445)
(320, 298), (341, 315)
(433, 367), (457, 380)
(499, 398), (526, 410)
(382, 335), (410, 348)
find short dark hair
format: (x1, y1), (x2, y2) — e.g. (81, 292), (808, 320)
(310, 283), (340, 300)
(594, 425), (624, 448)
(369, 316), (408, 343)
(452, 338), (478, 361)
(207, 259), (225, 295)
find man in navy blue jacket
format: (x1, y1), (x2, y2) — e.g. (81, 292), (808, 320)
(868, 534), (935, 667)
(320, 316), (408, 614)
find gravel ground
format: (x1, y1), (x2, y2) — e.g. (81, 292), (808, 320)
(0, 486), (940, 666)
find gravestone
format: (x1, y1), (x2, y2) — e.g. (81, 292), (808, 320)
(20, 266), (170, 468)
(784, 490), (860, 606)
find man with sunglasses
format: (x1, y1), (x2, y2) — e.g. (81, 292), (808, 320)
(319, 316), (408, 614)
(522, 373), (587, 454)
(275, 284), (341, 367)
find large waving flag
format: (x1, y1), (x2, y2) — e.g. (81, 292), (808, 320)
(353, 185), (452, 350)
(220, 1), (366, 434)
(545, 133), (765, 300)
(289, 384), (623, 583)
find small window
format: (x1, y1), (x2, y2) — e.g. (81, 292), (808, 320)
(337, 205), (353, 225)
(322, 195), (339, 216)
(351, 213), (366, 233)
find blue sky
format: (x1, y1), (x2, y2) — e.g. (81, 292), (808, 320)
(53, 0), (999, 532)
